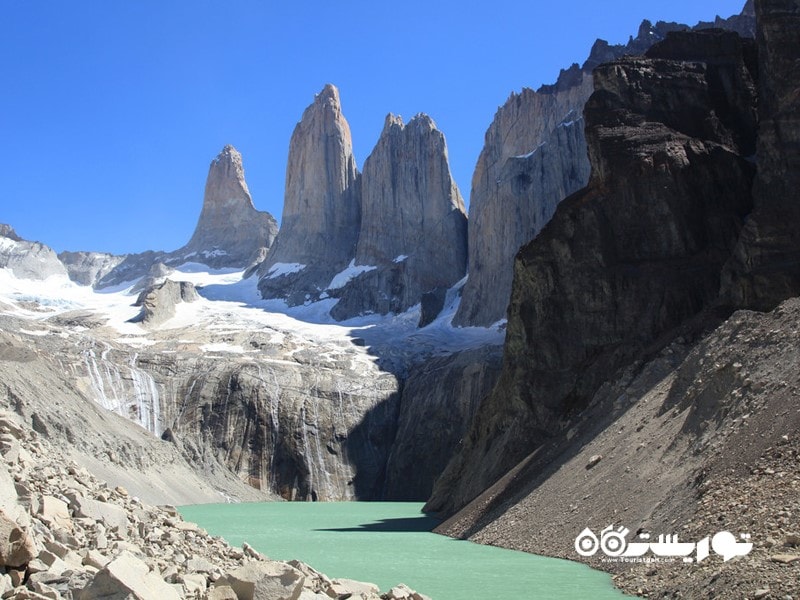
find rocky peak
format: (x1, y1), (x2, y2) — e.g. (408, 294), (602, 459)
(258, 83), (361, 304)
(0, 225), (67, 281)
(453, 5), (757, 328)
(0, 223), (21, 241)
(179, 144), (278, 269)
(328, 111), (467, 320)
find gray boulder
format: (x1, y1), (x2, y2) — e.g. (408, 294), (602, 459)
(131, 279), (199, 327)
(0, 509), (36, 568)
(214, 562), (305, 600)
(78, 551), (181, 600)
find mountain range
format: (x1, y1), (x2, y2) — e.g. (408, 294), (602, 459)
(2, 1), (799, 598)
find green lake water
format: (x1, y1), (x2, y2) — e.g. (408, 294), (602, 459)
(179, 502), (628, 600)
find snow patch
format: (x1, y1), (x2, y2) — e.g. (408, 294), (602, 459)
(200, 342), (246, 354)
(393, 255), (408, 263)
(327, 260), (377, 290)
(266, 263), (306, 279)
(0, 237), (19, 251)
(19, 328), (48, 336)
(513, 142), (546, 159)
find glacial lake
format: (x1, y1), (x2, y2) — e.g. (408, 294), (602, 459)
(179, 502), (628, 600)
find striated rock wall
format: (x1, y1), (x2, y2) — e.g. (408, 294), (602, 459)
(383, 346), (502, 501)
(428, 29), (758, 516)
(453, 75), (594, 327)
(259, 84), (361, 304)
(0, 318), (270, 506)
(330, 114), (467, 320)
(58, 251), (124, 287)
(163, 356), (401, 501)
(454, 12), (757, 327)
(722, 0), (800, 309)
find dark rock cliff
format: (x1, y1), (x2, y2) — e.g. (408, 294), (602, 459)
(428, 28), (759, 515)
(454, 7), (757, 327)
(383, 346), (502, 500)
(722, 0), (800, 309)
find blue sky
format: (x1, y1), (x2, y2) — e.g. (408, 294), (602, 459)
(2, 1), (745, 255)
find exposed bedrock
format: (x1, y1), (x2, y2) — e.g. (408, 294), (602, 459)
(428, 28), (758, 516)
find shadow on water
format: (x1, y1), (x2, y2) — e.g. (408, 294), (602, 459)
(315, 514), (440, 533)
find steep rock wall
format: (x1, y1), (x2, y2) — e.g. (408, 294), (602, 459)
(722, 0), (800, 309)
(330, 114), (467, 320)
(455, 13), (757, 327)
(258, 84), (361, 305)
(428, 29), (758, 516)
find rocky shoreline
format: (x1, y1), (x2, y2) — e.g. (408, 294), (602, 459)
(0, 411), (429, 600)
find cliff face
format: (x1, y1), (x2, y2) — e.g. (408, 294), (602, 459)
(454, 13), (757, 327)
(428, 29), (759, 516)
(722, 0), (800, 309)
(258, 84), (361, 305)
(178, 145), (278, 269)
(453, 75), (594, 327)
(382, 346), (502, 500)
(329, 114), (467, 320)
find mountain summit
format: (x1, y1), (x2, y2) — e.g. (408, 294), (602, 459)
(178, 144), (278, 268)
(329, 113), (467, 321)
(258, 84), (361, 303)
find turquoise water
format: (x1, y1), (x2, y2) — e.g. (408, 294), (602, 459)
(179, 502), (628, 600)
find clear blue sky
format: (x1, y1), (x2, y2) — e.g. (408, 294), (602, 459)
(1, 1), (745, 255)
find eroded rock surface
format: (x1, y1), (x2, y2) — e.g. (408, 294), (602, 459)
(329, 114), (467, 320)
(258, 84), (361, 305)
(429, 28), (758, 516)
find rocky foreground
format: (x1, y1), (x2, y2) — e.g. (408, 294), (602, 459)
(0, 412), (428, 600)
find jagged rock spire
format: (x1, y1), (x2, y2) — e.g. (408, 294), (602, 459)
(181, 145), (278, 268)
(259, 84), (361, 303)
(329, 112), (467, 320)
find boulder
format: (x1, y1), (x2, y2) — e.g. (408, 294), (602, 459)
(0, 509), (36, 567)
(207, 585), (238, 600)
(327, 578), (381, 599)
(66, 493), (128, 532)
(131, 279), (199, 327)
(78, 551), (181, 600)
(214, 561), (305, 600)
(39, 496), (72, 532)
